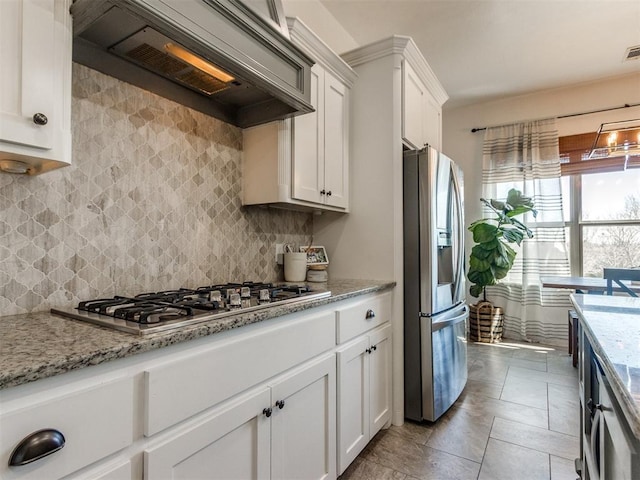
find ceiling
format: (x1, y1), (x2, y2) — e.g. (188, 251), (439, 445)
(318, 0), (640, 109)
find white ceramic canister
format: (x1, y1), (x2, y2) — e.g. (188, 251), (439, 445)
(284, 252), (308, 282)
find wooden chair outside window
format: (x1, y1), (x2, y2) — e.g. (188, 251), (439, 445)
(603, 268), (640, 297)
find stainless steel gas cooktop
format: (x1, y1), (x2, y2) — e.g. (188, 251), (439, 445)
(51, 282), (331, 335)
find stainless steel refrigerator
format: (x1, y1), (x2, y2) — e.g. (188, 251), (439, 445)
(403, 146), (468, 422)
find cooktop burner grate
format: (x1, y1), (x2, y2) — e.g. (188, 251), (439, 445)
(51, 282), (330, 335)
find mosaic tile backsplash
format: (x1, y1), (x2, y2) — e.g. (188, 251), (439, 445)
(0, 64), (313, 316)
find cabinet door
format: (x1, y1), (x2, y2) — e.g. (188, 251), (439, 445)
(0, 378), (133, 480)
(271, 354), (337, 480)
(292, 63), (323, 204)
(402, 59), (426, 150)
(0, 0), (55, 150)
(423, 93), (442, 151)
(65, 459), (133, 480)
(599, 376), (640, 480)
(336, 337), (370, 475)
(369, 324), (392, 436)
(144, 388), (271, 480)
(323, 71), (349, 209)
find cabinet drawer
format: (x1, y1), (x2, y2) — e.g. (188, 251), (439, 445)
(336, 292), (391, 343)
(0, 377), (133, 480)
(144, 309), (336, 436)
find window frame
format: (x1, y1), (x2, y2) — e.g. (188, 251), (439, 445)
(563, 164), (640, 277)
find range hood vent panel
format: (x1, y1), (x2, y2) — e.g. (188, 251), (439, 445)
(112, 28), (231, 96)
(70, 0), (314, 128)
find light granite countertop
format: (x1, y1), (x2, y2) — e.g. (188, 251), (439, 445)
(570, 293), (640, 440)
(0, 279), (395, 390)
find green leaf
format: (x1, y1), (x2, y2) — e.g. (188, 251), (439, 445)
(490, 199), (508, 212)
(470, 222), (499, 243)
(506, 189), (534, 209)
(502, 228), (525, 245)
(493, 249), (510, 268)
(469, 284), (484, 298)
(468, 269), (495, 286)
(493, 266), (510, 280)
(510, 217), (535, 238)
(471, 244), (493, 260)
(469, 256), (491, 272)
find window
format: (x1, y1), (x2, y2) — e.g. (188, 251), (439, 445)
(560, 133), (640, 276)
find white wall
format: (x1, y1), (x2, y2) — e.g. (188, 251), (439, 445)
(282, 0), (358, 54)
(443, 72), (640, 260)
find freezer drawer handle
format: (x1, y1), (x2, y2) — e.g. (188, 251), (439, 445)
(9, 429), (65, 466)
(365, 309), (375, 319)
(431, 307), (468, 332)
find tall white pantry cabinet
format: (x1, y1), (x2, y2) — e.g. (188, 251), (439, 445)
(313, 36), (448, 425)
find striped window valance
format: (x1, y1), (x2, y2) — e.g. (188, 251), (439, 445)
(483, 119), (561, 183)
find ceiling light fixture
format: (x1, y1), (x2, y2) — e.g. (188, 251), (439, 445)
(589, 119), (640, 169)
(164, 43), (235, 83)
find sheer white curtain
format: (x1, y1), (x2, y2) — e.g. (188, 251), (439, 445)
(482, 118), (571, 343)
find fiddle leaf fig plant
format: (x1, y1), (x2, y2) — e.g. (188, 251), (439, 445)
(467, 188), (537, 300)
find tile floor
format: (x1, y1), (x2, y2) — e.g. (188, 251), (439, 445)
(339, 340), (580, 480)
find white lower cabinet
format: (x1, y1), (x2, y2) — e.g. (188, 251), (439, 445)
(66, 459), (133, 480)
(144, 387), (272, 479)
(0, 376), (133, 480)
(337, 323), (392, 474)
(145, 354), (336, 480)
(1, 290), (392, 480)
(270, 354), (336, 480)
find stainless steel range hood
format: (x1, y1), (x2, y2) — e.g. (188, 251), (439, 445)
(70, 0), (314, 128)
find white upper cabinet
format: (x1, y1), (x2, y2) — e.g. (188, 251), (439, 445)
(243, 17), (356, 212)
(0, 0), (72, 175)
(401, 53), (445, 151)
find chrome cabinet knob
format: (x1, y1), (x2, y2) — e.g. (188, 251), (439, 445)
(365, 309), (375, 319)
(32, 113), (48, 126)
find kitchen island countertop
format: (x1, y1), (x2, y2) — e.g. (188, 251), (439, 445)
(570, 293), (640, 440)
(0, 279), (394, 390)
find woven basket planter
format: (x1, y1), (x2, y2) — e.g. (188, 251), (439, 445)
(469, 301), (504, 343)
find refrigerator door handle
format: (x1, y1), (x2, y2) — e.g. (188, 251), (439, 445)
(450, 165), (465, 304)
(432, 306), (468, 332)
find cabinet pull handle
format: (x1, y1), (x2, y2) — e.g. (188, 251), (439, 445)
(263, 407), (272, 418)
(371, 345), (377, 351)
(32, 113), (48, 126)
(326, 191), (332, 196)
(9, 429), (65, 466)
(320, 189), (326, 195)
(587, 398), (604, 416)
(365, 348), (371, 354)
(365, 309), (375, 319)
(275, 400), (285, 409)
